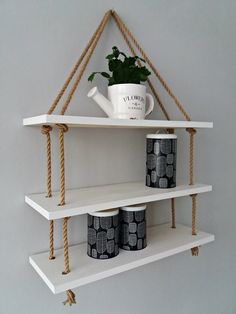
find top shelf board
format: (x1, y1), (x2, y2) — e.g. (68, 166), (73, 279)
(23, 115), (213, 129)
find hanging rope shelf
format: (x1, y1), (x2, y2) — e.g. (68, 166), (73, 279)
(24, 10), (214, 306)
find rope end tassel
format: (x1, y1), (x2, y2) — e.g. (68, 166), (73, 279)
(63, 290), (76, 306)
(191, 247), (199, 256)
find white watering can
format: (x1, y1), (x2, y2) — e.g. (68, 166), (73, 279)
(87, 83), (154, 120)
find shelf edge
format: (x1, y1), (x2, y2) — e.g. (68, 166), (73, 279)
(25, 184), (212, 220)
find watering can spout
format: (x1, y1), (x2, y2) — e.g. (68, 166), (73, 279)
(87, 87), (114, 118)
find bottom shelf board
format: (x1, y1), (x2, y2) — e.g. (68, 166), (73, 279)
(29, 223), (214, 294)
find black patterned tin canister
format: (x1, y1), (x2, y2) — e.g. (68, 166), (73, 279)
(120, 204), (147, 251)
(146, 134), (177, 188)
(87, 209), (119, 259)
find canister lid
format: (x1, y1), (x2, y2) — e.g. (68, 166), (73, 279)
(89, 208), (119, 217)
(146, 134), (177, 139)
(120, 204), (147, 212)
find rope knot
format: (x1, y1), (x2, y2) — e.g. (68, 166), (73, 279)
(167, 128), (175, 134)
(56, 123), (69, 133)
(63, 290), (76, 306)
(186, 128), (197, 135)
(41, 125), (52, 135)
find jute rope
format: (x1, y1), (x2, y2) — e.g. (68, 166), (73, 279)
(41, 125), (53, 197)
(56, 124), (69, 206)
(112, 11), (191, 121)
(186, 128), (197, 185)
(190, 194), (197, 236)
(49, 220), (55, 260)
(62, 217), (70, 274)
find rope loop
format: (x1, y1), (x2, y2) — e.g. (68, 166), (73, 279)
(41, 125), (52, 135)
(55, 123), (69, 133)
(63, 289), (76, 306)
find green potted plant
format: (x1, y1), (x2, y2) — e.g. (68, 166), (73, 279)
(87, 46), (154, 120)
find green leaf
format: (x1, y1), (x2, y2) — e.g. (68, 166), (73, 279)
(139, 73), (147, 81)
(124, 57), (136, 66)
(112, 46), (120, 58)
(120, 52), (127, 58)
(101, 72), (110, 78)
(140, 66), (151, 76)
(108, 59), (122, 72)
(135, 56), (146, 63)
(89, 46), (151, 85)
(108, 76), (115, 86)
(88, 72), (96, 82)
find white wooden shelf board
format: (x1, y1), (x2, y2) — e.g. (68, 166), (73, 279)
(29, 223), (214, 294)
(25, 182), (212, 220)
(23, 114), (213, 129)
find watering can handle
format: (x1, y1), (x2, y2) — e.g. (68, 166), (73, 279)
(145, 93), (154, 117)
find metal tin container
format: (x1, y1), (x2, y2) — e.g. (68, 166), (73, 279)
(87, 209), (119, 259)
(119, 204), (147, 251)
(146, 134), (177, 188)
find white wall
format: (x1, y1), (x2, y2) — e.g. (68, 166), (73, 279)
(1, 0), (235, 313)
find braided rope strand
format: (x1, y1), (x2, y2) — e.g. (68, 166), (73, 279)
(56, 124), (68, 206)
(49, 220), (55, 260)
(191, 194), (197, 235)
(41, 126), (53, 197)
(191, 193), (199, 256)
(62, 217), (70, 274)
(186, 128), (197, 185)
(112, 11), (191, 121)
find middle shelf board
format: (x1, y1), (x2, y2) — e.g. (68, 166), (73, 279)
(29, 223), (215, 294)
(25, 182), (212, 220)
